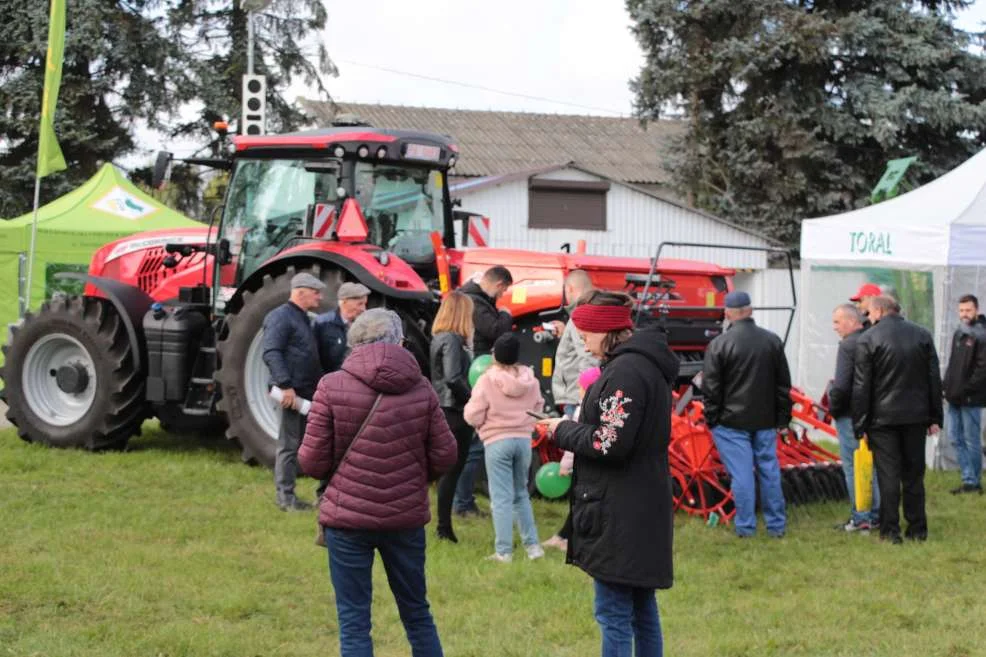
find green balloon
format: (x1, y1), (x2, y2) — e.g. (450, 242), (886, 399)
(468, 354), (493, 387)
(535, 461), (572, 499)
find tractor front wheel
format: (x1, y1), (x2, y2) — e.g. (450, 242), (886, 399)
(0, 296), (147, 450)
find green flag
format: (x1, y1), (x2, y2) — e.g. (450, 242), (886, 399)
(870, 156), (917, 204)
(37, 0), (67, 179)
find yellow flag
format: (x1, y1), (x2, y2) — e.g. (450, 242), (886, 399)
(37, 0), (67, 178)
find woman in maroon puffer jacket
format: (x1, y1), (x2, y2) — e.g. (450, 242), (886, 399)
(299, 308), (457, 657)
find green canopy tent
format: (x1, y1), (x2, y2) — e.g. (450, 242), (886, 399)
(0, 163), (201, 341)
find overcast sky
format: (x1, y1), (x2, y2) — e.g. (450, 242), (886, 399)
(316, 0), (986, 114)
(140, 0), (986, 161)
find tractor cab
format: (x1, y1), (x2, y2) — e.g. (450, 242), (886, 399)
(215, 128), (458, 303)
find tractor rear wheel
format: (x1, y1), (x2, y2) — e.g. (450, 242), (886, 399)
(0, 296), (147, 450)
(215, 265), (345, 467)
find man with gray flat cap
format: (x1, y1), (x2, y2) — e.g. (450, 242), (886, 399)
(702, 290), (792, 538)
(314, 281), (371, 374)
(263, 272), (325, 511)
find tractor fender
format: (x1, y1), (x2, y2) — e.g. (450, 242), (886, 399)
(229, 250), (433, 312)
(54, 273), (154, 372)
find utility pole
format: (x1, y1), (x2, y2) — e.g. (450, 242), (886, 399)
(240, 0), (271, 73)
(239, 0), (271, 135)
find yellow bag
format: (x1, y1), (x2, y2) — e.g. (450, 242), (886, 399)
(854, 437), (873, 513)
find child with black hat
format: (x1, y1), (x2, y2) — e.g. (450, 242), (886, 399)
(464, 333), (544, 562)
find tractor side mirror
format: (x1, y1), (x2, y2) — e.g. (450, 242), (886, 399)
(152, 151), (174, 189)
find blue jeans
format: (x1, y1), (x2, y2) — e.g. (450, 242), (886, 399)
(484, 437), (539, 555)
(453, 434), (484, 512)
(835, 416), (880, 524)
(948, 404), (983, 486)
(563, 403), (578, 420)
(324, 527), (443, 657)
(712, 426), (786, 537)
(593, 579), (663, 657)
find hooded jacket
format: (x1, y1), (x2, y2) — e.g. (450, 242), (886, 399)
(943, 315), (986, 407)
(553, 327), (679, 589)
(298, 342), (457, 530)
(463, 365), (544, 444)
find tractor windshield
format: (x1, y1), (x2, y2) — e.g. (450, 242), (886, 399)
(354, 162), (444, 262)
(222, 158), (340, 287)
(219, 157), (447, 291)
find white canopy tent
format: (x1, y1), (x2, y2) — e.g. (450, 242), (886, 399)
(798, 148), (986, 468)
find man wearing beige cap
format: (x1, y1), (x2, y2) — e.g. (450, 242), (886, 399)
(263, 272), (326, 511)
(314, 281), (371, 374)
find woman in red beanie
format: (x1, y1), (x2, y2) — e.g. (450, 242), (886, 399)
(537, 291), (679, 657)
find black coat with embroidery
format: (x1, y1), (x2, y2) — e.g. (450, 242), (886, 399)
(553, 328), (679, 589)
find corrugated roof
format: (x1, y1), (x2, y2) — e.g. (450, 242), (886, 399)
(299, 100), (684, 185)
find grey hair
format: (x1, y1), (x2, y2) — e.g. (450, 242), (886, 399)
(347, 308), (405, 347)
(834, 303), (864, 325)
(869, 296), (898, 315)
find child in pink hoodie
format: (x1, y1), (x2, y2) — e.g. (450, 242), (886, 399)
(464, 333), (544, 562)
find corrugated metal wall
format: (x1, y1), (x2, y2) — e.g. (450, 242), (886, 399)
(454, 167), (769, 270)
(453, 168), (802, 379)
(733, 269), (802, 382)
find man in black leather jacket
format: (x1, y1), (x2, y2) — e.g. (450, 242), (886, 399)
(852, 296), (943, 544)
(702, 291), (792, 538)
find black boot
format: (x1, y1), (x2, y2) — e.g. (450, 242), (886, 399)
(437, 527), (459, 543)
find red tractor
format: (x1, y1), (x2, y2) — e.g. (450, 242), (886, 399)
(1, 125), (739, 468)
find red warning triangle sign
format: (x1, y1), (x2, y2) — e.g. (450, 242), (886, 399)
(336, 198), (369, 243)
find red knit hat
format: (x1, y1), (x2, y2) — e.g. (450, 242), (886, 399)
(571, 304), (633, 333)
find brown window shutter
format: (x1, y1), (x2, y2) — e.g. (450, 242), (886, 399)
(528, 179), (609, 231)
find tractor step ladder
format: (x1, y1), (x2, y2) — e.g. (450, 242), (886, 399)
(183, 342), (218, 417)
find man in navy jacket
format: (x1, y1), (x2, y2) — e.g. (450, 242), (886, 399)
(263, 272), (325, 511)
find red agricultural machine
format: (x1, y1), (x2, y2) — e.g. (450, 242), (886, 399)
(0, 121), (844, 515)
(526, 242), (847, 517)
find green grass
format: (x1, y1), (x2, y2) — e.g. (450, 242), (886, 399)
(2, 423), (985, 657)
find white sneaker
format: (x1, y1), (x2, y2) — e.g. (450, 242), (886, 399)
(486, 552), (512, 563)
(525, 544), (545, 560)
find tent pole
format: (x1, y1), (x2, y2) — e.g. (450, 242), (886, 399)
(23, 175), (42, 319)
